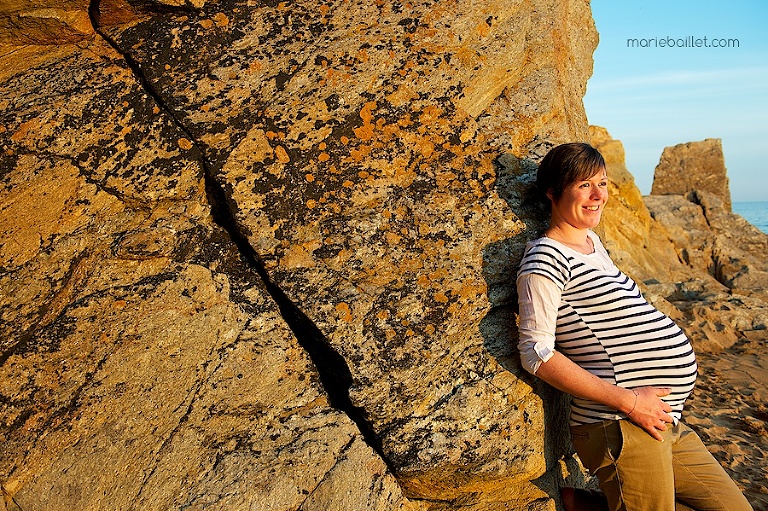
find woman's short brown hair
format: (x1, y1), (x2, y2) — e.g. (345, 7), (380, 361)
(536, 143), (606, 204)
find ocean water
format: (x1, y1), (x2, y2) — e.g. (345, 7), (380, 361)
(733, 202), (768, 234)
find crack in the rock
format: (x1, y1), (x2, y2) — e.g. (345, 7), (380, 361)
(86, 0), (397, 478)
(197, 125), (400, 479)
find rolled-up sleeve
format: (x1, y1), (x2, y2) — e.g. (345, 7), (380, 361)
(516, 273), (561, 374)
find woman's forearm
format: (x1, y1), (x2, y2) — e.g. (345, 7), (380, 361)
(534, 351), (637, 413)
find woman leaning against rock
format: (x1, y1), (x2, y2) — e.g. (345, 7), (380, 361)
(516, 142), (753, 511)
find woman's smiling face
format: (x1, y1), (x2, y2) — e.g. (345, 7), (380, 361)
(549, 168), (609, 231)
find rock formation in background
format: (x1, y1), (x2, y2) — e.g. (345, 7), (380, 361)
(1, 1), (598, 509)
(651, 138), (732, 212)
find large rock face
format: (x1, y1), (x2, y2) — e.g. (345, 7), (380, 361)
(3, 3), (767, 508)
(1, 1), (599, 510)
(650, 138), (732, 211)
(0, 32), (410, 511)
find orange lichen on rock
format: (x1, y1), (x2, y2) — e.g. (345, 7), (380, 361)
(353, 101), (377, 141)
(213, 13), (229, 27)
(353, 123), (374, 141)
(335, 302), (352, 322)
(274, 145), (290, 163)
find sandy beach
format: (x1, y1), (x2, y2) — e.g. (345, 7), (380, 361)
(683, 333), (768, 510)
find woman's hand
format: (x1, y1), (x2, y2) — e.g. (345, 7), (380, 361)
(626, 386), (674, 441)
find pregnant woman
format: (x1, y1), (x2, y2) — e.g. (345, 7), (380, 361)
(516, 142), (752, 511)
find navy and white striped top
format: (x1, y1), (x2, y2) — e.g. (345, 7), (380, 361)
(517, 233), (697, 425)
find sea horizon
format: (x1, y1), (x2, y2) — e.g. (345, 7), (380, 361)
(733, 201), (768, 235)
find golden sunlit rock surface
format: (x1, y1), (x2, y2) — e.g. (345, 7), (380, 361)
(2, 2), (766, 510)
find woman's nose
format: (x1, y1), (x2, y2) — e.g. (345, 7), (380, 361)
(592, 186), (607, 200)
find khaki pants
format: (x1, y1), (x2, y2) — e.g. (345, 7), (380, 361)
(570, 419), (753, 511)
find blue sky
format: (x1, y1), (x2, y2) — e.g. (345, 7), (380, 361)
(584, 1), (768, 202)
